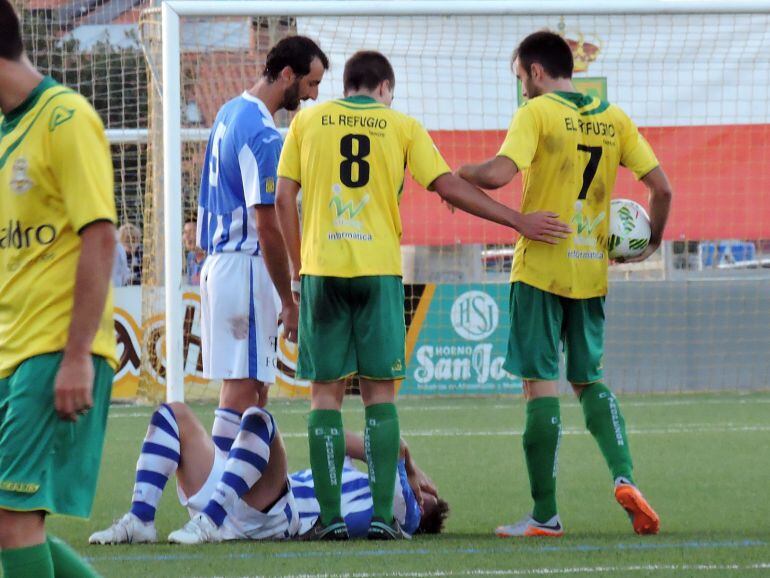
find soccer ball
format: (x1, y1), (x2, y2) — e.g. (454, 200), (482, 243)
(608, 199), (651, 260)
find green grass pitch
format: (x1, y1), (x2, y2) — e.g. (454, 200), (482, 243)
(36, 393), (770, 577)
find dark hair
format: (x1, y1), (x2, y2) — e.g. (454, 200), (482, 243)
(514, 30), (573, 79)
(0, 0), (23, 61)
(263, 35), (328, 82)
(343, 50), (395, 93)
(415, 498), (450, 535)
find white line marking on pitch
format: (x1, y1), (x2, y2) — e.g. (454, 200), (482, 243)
(273, 424), (770, 438)
(204, 561), (770, 578)
(109, 396), (770, 419)
(105, 415), (770, 437)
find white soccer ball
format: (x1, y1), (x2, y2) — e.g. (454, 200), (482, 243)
(608, 199), (651, 260)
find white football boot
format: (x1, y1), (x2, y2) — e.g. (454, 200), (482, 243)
(167, 513), (223, 545)
(89, 513), (158, 544)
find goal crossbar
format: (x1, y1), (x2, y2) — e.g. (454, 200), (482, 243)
(160, 0), (770, 402)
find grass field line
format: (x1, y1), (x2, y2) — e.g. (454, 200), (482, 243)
(276, 424), (770, 438)
(200, 561), (770, 578)
(102, 419), (770, 436)
(108, 396), (770, 419)
(85, 539), (767, 564)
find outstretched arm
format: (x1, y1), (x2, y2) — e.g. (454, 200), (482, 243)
(457, 156), (519, 190)
(432, 173), (571, 244)
(618, 166), (673, 263)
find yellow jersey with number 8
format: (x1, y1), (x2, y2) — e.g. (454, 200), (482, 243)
(498, 91), (658, 298)
(278, 95), (450, 278)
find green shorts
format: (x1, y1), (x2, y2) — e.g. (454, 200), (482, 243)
(504, 282), (605, 384)
(0, 352), (113, 518)
(297, 275), (406, 382)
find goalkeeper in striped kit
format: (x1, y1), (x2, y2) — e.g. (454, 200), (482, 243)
(275, 50), (570, 540)
(458, 31), (673, 537)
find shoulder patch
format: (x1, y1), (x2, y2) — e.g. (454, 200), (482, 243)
(48, 105), (75, 132)
(261, 130), (282, 145)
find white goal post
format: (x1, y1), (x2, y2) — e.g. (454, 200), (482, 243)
(160, 0), (770, 402)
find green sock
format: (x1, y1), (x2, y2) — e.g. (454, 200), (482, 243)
(364, 403), (400, 523)
(307, 409), (346, 526)
(0, 542), (54, 578)
(580, 383), (634, 484)
(47, 536), (101, 578)
(523, 397), (562, 523)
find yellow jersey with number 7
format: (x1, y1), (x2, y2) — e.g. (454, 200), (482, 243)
(498, 91), (659, 299)
(278, 95), (450, 278)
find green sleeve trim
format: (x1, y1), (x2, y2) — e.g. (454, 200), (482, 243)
(341, 95), (378, 104)
(544, 94), (578, 111)
(333, 100), (386, 111)
(580, 101), (611, 116)
(77, 218), (116, 235)
(1, 76), (60, 132)
(0, 89), (73, 170)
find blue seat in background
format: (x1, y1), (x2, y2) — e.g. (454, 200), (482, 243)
(699, 241), (757, 267)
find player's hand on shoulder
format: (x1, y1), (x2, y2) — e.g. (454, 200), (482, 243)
(54, 351), (94, 422)
(517, 211), (572, 244)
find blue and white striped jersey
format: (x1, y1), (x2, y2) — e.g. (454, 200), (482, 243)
(289, 458), (422, 537)
(197, 93), (282, 256)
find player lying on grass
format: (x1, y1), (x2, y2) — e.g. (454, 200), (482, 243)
(89, 403), (448, 544)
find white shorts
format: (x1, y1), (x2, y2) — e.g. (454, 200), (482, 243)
(177, 450), (300, 540)
(200, 253), (280, 382)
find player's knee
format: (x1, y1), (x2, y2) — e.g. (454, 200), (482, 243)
(221, 379), (264, 413)
(163, 401), (187, 420)
(241, 406), (276, 442)
(162, 402), (196, 437)
(0, 509), (45, 547)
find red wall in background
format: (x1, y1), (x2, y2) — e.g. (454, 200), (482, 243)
(400, 124), (770, 245)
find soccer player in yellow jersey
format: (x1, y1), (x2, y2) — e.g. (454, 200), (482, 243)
(276, 50), (569, 540)
(458, 31), (673, 538)
(0, 2), (117, 576)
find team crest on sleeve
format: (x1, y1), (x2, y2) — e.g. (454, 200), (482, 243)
(265, 177), (275, 193)
(10, 157), (34, 194)
(48, 105), (75, 132)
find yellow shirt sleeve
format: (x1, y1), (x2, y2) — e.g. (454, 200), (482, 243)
(406, 119), (451, 190)
(49, 95), (116, 232)
(618, 109), (659, 180)
(497, 103), (540, 171)
(277, 112), (302, 184)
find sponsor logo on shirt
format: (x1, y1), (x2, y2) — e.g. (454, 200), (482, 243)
(48, 105), (75, 132)
(0, 220), (57, 249)
(571, 200), (606, 247)
(328, 187), (371, 239)
(10, 157), (33, 194)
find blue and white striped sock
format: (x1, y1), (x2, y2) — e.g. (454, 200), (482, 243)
(212, 407), (242, 453)
(130, 404), (180, 522)
(203, 406), (275, 527)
